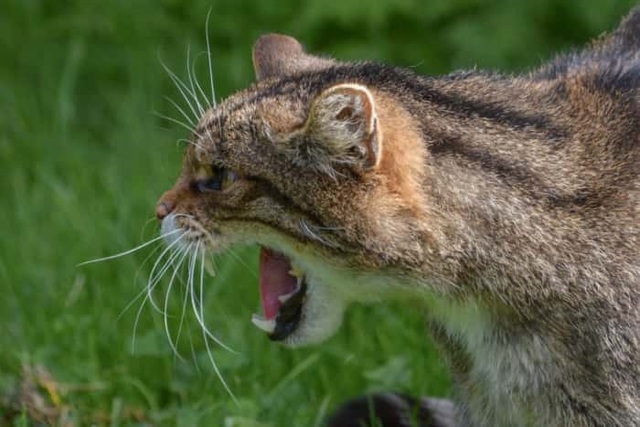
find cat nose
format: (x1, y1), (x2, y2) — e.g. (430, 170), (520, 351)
(156, 200), (174, 220)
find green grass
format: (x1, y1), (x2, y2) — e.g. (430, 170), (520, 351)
(0, 0), (636, 425)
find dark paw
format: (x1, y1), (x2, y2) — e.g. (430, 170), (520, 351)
(325, 393), (455, 427)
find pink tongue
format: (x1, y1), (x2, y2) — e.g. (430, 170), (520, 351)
(259, 247), (298, 320)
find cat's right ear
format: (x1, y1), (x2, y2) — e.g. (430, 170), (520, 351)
(252, 34), (333, 80)
(305, 83), (382, 172)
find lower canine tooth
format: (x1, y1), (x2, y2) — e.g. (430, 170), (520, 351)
(288, 266), (304, 278)
(278, 281), (302, 303)
(251, 314), (276, 334)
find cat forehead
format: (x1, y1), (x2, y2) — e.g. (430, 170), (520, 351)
(196, 85), (312, 139)
(186, 100), (296, 166)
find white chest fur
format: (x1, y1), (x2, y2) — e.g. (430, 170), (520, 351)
(428, 296), (556, 426)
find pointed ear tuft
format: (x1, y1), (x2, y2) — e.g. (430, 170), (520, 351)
(307, 84), (381, 171)
(252, 34), (334, 80)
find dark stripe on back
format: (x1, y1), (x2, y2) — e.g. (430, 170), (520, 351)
(216, 62), (567, 140)
(430, 134), (597, 210)
(348, 63), (565, 137)
(430, 134), (542, 189)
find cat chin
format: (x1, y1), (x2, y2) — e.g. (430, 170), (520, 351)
(278, 275), (347, 347)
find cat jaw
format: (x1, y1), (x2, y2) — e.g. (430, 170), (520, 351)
(159, 211), (414, 346)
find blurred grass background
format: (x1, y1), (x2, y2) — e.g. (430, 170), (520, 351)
(0, 0), (636, 425)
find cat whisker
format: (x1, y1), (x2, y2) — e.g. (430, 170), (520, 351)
(186, 243), (236, 353)
(151, 241), (191, 300)
(313, 225), (345, 231)
(299, 219), (341, 249)
(139, 216), (160, 241)
(117, 242), (166, 321)
(187, 328), (202, 374)
(158, 53), (201, 124)
(226, 248), (258, 280)
(147, 234), (186, 288)
(77, 229), (182, 267)
(191, 51), (214, 112)
(162, 245), (192, 361)
(173, 212), (195, 220)
(132, 242), (189, 352)
(173, 265), (195, 360)
(201, 251), (218, 277)
(185, 45), (206, 117)
(153, 111), (202, 139)
(204, 125), (215, 148)
(177, 138), (207, 152)
(197, 243), (238, 403)
(145, 233), (188, 314)
(163, 95), (197, 129)
(205, 7), (217, 108)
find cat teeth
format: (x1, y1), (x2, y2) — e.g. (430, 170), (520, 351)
(278, 279), (303, 303)
(288, 264), (304, 278)
(251, 314), (276, 334)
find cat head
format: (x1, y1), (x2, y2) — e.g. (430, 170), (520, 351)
(156, 34), (430, 346)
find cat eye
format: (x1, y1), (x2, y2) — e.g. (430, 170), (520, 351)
(195, 166), (238, 192)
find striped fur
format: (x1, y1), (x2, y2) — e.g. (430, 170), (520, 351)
(157, 8), (640, 426)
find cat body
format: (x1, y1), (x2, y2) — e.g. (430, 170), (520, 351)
(157, 9), (640, 426)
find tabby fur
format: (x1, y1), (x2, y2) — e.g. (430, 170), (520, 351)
(156, 9), (640, 426)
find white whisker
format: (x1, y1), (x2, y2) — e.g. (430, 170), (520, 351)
(147, 244), (189, 316)
(299, 219), (341, 249)
(166, 74), (200, 124)
(185, 45), (206, 116)
(187, 244), (237, 354)
(173, 213), (196, 221)
(146, 233), (188, 314)
(163, 245), (192, 361)
(153, 111), (201, 138)
(139, 216), (159, 241)
(174, 261), (195, 358)
(158, 54), (201, 124)
(226, 249), (258, 279)
(205, 7), (217, 107)
(164, 95), (197, 129)
(314, 225), (345, 231)
(77, 229), (182, 267)
(117, 242), (166, 321)
(177, 138), (207, 152)
(188, 328), (202, 374)
(191, 51), (212, 111)
(132, 241), (188, 351)
(197, 243), (238, 403)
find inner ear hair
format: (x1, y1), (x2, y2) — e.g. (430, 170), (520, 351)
(308, 84), (381, 171)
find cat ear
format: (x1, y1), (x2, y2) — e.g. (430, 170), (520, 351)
(307, 84), (381, 171)
(605, 8), (640, 53)
(252, 34), (333, 80)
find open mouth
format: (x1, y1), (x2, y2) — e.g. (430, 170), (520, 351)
(251, 247), (307, 341)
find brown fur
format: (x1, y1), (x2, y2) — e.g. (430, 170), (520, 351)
(157, 9), (640, 426)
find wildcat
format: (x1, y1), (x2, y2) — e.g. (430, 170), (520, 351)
(155, 8), (640, 426)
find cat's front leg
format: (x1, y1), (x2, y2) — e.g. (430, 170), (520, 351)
(326, 393), (457, 427)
